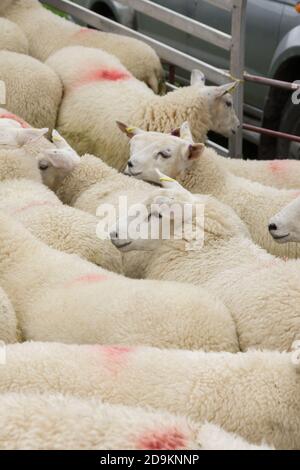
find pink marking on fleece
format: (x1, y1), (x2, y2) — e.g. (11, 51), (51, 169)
(66, 273), (108, 287)
(137, 428), (187, 450)
(73, 27), (97, 38)
(293, 190), (300, 199)
(268, 160), (288, 174)
(12, 201), (56, 214)
(74, 68), (132, 88)
(0, 113), (30, 128)
(92, 345), (135, 375)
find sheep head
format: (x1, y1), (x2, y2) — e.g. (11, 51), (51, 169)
(119, 121), (204, 184)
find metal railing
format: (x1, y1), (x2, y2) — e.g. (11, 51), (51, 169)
(41, 0), (300, 159)
(41, 0), (247, 157)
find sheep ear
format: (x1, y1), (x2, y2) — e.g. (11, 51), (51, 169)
(187, 143), (205, 161)
(52, 130), (73, 150)
(191, 69), (206, 87)
(39, 148), (80, 172)
(180, 121), (194, 143)
(170, 127), (180, 137)
(116, 121), (144, 139)
(216, 81), (238, 98)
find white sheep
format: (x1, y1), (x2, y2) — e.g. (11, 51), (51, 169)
(0, 210), (238, 351)
(111, 180), (300, 352)
(2, 342), (297, 448)
(0, 286), (19, 343)
(1, 0), (164, 93)
(45, 46), (239, 170)
(0, 51), (62, 131)
(0, 179), (123, 274)
(0, 18), (28, 54)
(0, 392), (268, 450)
(121, 122), (300, 259)
(221, 157), (300, 191)
(269, 195), (300, 244)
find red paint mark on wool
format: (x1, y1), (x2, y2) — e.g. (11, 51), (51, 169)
(75, 68), (132, 88)
(73, 27), (96, 37)
(137, 428), (187, 450)
(0, 113), (30, 128)
(93, 345), (135, 375)
(268, 160), (288, 174)
(67, 273), (108, 286)
(12, 201), (56, 214)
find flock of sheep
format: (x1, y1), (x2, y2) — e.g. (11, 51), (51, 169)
(0, 0), (300, 451)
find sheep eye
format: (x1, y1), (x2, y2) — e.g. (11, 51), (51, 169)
(226, 101), (232, 108)
(38, 160), (49, 171)
(158, 150), (171, 159)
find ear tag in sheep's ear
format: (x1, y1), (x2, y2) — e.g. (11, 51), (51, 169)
(52, 130), (73, 150)
(159, 176), (176, 183)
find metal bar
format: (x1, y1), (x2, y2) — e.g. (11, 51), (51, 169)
(41, 0), (231, 85)
(243, 124), (300, 144)
(229, 0), (247, 158)
(244, 73), (300, 91)
(204, 0), (234, 12)
(116, 0), (231, 50)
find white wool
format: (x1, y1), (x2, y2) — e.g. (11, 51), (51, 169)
(0, 18), (28, 54)
(2, 342), (296, 448)
(0, 211), (238, 351)
(45, 46), (239, 170)
(123, 126), (300, 258)
(0, 51), (62, 131)
(1, 0), (164, 92)
(112, 185), (300, 351)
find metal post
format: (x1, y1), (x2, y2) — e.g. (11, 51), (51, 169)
(229, 0), (247, 158)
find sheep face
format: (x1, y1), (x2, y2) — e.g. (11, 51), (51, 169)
(110, 175), (243, 253)
(190, 71), (240, 137)
(269, 197), (300, 243)
(120, 122), (204, 184)
(37, 130), (81, 189)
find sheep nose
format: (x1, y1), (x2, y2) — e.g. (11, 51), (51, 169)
(268, 223), (277, 232)
(128, 161), (133, 168)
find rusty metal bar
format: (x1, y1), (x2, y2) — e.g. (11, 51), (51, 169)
(243, 124), (300, 143)
(244, 73), (300, 91)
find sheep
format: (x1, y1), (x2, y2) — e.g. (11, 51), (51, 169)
(111, 180), (300, 352)
(121, 122), (300, 259)
(0, 51), (62, 131)
(0, 179), (123, 274)
(221, 157), (300, 191)
(1, 342), (297, 448)
(45, 46), (239, 170)
(0, 286), (19, 343)
(0, 210), (238, 351)
(269, 196), (300, 244)
(0, 107), (59, 158)
(0, 18), (28, 54)
(0, 0), (164, 93)
(0, 392), (268, 450)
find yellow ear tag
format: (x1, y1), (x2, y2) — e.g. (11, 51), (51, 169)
(126, 127), (137, 133)
(160, 176), (175, 183)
